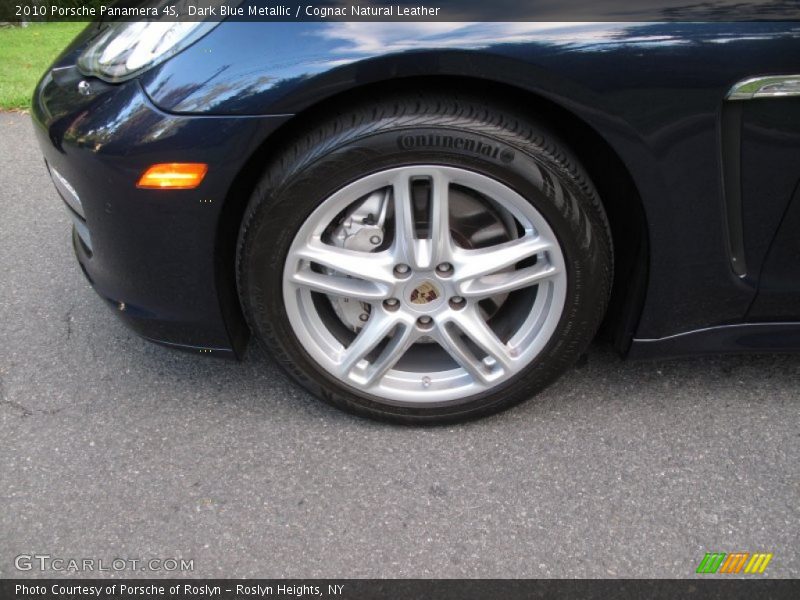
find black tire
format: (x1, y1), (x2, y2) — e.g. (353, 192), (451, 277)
(236, 91), (612, 424)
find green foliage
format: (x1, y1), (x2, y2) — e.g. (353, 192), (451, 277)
(0, 22), (87, 110)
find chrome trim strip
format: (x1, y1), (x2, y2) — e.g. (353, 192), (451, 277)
(727, 75), (800, 101)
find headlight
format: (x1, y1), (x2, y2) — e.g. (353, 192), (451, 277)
(77, 11), (221, 83)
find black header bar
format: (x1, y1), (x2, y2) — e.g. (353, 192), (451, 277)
(4, 0), (800, 22)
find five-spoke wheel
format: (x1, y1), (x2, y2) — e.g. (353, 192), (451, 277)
(283, 166), (567, 404)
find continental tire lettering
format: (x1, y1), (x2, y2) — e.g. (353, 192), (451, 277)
(397, 134), (514, 163)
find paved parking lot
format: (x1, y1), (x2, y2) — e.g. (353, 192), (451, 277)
(1, 112), (798, 578)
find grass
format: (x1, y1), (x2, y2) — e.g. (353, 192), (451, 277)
(0, 22), (87, 110)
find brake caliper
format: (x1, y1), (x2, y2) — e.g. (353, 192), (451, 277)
(328, 189), (390, 331)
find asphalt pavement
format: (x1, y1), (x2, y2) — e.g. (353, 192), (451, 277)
(1, 112), (798, 578)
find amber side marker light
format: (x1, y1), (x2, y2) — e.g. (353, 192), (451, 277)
(137, 163), (208, 189)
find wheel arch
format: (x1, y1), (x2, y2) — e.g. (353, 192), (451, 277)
(215, 75), (649, 358)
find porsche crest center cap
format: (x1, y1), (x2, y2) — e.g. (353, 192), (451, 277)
(409, 281), (440, 305)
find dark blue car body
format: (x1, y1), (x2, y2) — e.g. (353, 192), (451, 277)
(32, 19), (800, 360)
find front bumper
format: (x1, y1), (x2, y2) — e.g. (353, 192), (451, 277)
(32, 65), (290, 357)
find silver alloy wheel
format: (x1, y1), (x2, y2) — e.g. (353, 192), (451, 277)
(282, 165), (567, 405)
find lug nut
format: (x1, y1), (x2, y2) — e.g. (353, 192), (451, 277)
(417, 316), (433, 329)
(369, 235), (382, 245)
(383, 298), (400, 311)
(394, 264), (411, 277)
(449, 296), (465, 310)
(436, 262), (453, 276)
(358, 313), (369, 322)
